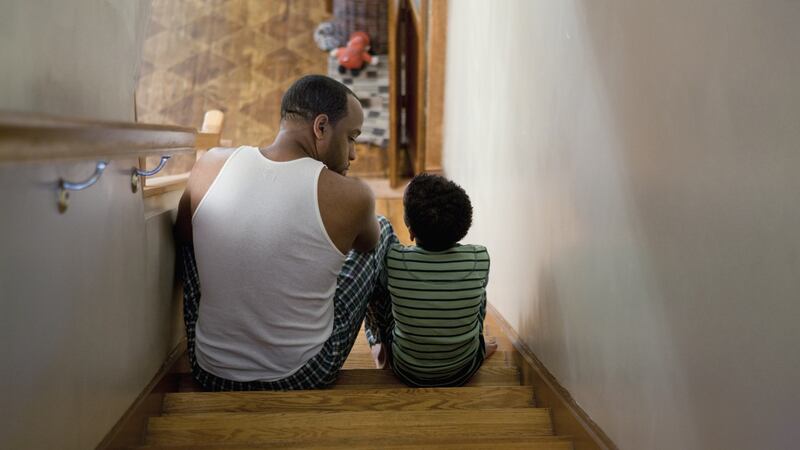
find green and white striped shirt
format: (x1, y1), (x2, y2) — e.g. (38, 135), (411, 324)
(387, 243), (490, 385)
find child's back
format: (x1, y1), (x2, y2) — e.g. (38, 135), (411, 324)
(387, 242), (490, 387)
(381, 173), (494, 387)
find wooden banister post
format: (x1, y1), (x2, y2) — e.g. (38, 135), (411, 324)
(200, 110), (224, 134)
(197, 110), (225, 161)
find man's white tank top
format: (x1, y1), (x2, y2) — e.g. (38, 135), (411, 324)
(192, 146), (346, 382)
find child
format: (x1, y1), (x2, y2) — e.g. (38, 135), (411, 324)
(374, 173), (496, 387)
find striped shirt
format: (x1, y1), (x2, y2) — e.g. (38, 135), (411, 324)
(386, 243), (490, 386)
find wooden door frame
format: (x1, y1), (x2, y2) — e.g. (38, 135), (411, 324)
(408, 0), (427, 178)
(423, 0), (447, 175)
(388, 0), (400, 187)
(389, 0), (448, 187)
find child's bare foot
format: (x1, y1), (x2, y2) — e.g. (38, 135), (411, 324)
(370, 343), (387, 369)
(484, 336), (498, 359)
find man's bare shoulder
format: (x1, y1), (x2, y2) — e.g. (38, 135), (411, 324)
(188, 147), (236, 183)
(317, 169), (378, 253)
(185, 147), (239, 211)
(193, 147), (237, 173)
(318, 168), (374, 211)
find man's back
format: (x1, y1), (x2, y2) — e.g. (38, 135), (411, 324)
(191, 146), (345, 381)
(175, 75), (397, 389)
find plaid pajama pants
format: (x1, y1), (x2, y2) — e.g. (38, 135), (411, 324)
(180, 216), (398, 391)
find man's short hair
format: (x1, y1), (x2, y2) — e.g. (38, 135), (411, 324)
(280, 75), (356, 125)
(404, 173), (473, 251)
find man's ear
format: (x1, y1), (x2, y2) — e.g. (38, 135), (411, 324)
(313, 114), (330, 140)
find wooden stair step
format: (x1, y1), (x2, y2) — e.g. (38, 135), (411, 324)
(145, 408), (555, 446)
(163, 386), (535, 414)
(334, 366), (520, 389)
(173, 349), (513, 375)
(177, 366), (519, 392)
(483, 316), (516, 352)
(139, 437), (574, 449)
(342, 349), (513, 369)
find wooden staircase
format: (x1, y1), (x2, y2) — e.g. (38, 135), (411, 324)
(136, 312), (575, 449)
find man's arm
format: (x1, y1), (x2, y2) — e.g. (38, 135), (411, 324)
(175, 189), (193, 246)
(173, 148), (235, 246)
(350, 181), (380, 253)
(318, 170), (380, 254)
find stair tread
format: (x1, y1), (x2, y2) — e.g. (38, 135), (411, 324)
(333, 366), (520, 388)
(145, 408), (554, 446)
(177, 365), (520, 392)
(342, 348), (513, 369)
(163, 386), (535, 414)
(342, 348), (512, 369)
(139, 436), (574, 449)
(174, 349), (513, 374)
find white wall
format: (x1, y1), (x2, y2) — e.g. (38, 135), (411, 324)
(0, 2), (185, 449)
(443, 1), (800, 449)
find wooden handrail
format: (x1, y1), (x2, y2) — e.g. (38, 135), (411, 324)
(195, 132), (221, 151)
(142, 173), (191, 198)
(0, 111), (197, 165)
(139, 109), (226, 195)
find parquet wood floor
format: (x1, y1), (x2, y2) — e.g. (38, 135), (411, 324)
(136, 0), (331, 175)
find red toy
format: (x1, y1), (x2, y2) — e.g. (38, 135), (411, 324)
(331, 31), (378, 76)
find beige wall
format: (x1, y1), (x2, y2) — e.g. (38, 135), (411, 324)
(0, 2), (185, 449)
(0, 0), (150, 121)
(443, 1), (800, 449)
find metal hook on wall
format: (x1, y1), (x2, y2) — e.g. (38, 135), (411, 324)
(130, 156), (171, 193)
(58, 160), (109, 213)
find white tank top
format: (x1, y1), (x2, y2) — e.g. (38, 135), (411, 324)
(192, 146), (346, 382)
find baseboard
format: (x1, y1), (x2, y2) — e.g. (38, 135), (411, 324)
(96, 338), (187, 449)
(488, 304), (618, 450)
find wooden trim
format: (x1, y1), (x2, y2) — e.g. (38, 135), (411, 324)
(487, 304), (618, 450)
(138, 156), (150, 189)
(97, 339), (187, 449)
(407, 0), (424, 32)
(0, 111), (196, 165)
(424, 0), (447, 173)
(142, 173), (190, 198)
(196, 109), (224, 152)
(414, 0), (428, 175)
(200, 110), (224, 134)
(388, 0), (401, 188)
(141, 130), (219, 194)
(195, 132), (221, 150)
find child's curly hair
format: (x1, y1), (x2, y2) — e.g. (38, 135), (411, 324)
(403, 173), (473, 251)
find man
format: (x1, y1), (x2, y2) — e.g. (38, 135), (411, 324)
(175, 75), (397, 390)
